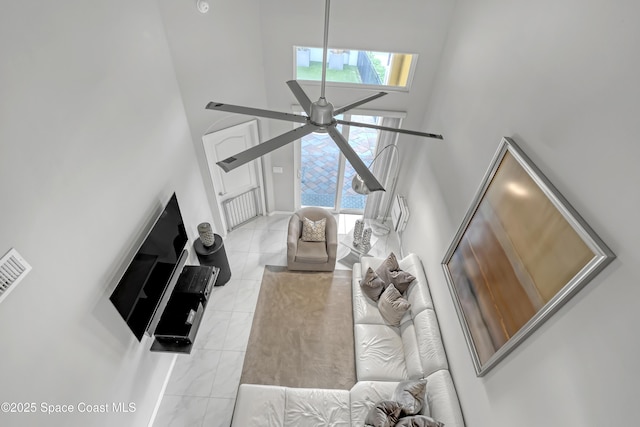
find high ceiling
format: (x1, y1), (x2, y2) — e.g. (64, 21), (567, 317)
(157, 0), (455, 210)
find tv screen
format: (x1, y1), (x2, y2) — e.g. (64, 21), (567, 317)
(110, 193), (188, 340)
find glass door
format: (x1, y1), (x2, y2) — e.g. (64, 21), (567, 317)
(299, 114), (380, 213)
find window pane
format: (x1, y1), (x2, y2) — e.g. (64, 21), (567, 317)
(341, 116), (379, 210)
(295, 47), (415, 89)
(300, 126), (343, 209)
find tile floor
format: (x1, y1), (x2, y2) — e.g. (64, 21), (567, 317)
(153, 213), (400, 427)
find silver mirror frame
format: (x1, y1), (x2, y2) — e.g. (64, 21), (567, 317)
(441, 137), (615, 377)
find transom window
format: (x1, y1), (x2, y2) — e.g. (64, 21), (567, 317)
(294, 46), (417, 91)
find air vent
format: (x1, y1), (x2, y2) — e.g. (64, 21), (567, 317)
(0, 248), (32, 304)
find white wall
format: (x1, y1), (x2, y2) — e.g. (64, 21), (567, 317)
(0, 2), (213, 426)
(156, 0), (272, 226)
(402, 0), (640, 426)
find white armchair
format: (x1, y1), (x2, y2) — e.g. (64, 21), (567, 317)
(287, 207), (337, 272)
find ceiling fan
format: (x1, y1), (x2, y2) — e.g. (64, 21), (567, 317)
(205, 0), (443, 193)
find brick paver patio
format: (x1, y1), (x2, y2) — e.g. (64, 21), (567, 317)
(301, 117), (378, 209)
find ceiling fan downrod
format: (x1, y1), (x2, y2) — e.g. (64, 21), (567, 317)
(320, 0), (331, 101)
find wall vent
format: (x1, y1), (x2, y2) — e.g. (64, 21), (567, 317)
(0, 248), (32, 304)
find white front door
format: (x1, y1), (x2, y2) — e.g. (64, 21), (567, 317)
(202, 120), (265, 231)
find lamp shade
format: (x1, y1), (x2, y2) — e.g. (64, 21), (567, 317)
(352, 174), (371, 195)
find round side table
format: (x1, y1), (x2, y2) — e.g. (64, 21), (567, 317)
(194, 234), (231, 286)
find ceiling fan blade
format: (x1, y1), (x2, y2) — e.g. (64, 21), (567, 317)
(286, 80), (313, 115)
(217, 124), (318, 172)
(206, 102), (308, 124)
(336, 119), (444, 140)
(326, 125), (385, 192)
(333, 92), (388, 116)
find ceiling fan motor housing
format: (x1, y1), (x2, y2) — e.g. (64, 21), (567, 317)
(310, 98), (335, 129)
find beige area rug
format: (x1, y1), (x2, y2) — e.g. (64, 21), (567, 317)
(240, 266), (356, 390)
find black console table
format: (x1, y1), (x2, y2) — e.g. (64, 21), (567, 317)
(150, 265), (219, 354)
(194, 234), (231, 286)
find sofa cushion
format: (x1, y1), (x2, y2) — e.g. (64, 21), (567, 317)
(353, 269), (410, 325)
(364, 400), (402, 427)
(400, 322), (428, 380)
(398, 254), (433, 317)
(232, 384), (286, 426)
(295, 240), (328, 263)
(284, 387), (350, 426)
(413, 309), (448, 378)
(426, 370), (465, 427)
(404, 279), (433, 319)
(378, 284), (411, 326)
(354, 324), (408, 381)
(360, 256), (385, 275)
(393, 379), (428, 416)
(360, 267), (386, 302)
(350, 381), (399, 425)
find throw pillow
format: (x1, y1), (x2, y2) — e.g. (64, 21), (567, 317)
(375, 252), (400, 285)
(301, 217), (326, 242)
(374, 252), (416, 293)
(360, 267), (386, 302)
(395, 415), (444, 427)
(389, 270), (417, 294)
(392, 379), (428, 416)
(378, 284), (411, 326)
(364, 400), (402, 427)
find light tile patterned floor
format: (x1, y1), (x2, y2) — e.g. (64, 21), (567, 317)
(153, 213), (400, 427)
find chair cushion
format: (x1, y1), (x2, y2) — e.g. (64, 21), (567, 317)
(295, 240), (328, 263)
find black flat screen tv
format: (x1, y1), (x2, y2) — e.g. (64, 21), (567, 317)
(110, 193), (188, 340)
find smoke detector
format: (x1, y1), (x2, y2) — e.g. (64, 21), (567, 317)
(196, 0), (209, 14)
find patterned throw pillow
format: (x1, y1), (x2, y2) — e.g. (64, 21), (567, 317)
(301, 217), (326, 242)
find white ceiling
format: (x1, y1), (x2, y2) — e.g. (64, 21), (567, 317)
(157, 0), (456, 210)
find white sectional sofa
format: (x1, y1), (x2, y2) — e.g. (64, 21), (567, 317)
(231, 253), (465, 426)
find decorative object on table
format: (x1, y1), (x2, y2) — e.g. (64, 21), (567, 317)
(206, 0), (443, 195)
(197, 222), (215, 247)
(353, 219), (364, 246)
(362, 227), (372, 248)
(441, 137), (615, 377)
